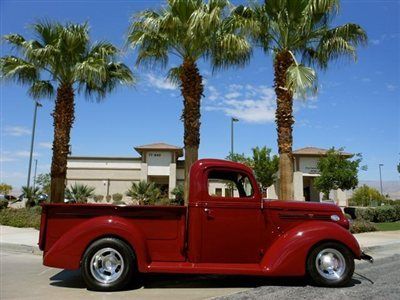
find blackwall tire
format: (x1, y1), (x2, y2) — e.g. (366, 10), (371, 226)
(307, 242), (354, 287)
(81, 237), (136, 291)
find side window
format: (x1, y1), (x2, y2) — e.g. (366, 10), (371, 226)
(207, 170), (254, 198)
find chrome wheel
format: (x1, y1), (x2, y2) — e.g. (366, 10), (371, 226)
(315, 248), (346, 281)
(90, 247), (125, 284)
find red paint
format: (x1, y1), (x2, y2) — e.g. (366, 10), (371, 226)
(40, 158), (361, 277)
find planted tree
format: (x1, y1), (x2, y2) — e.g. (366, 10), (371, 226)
(21, 186), (40, 208)
(233, 0), (367, 199)
(0, 183), (13, 195)
(252, 146), (279, 196)
(128, 0), (251, 203)
(314, 148), (365, 200)
(65, 183), (95, 203)
(126, 181), (161, 205)
(1, 21), (135, 203)
(349, 185), (386, 207)
(35, 173), (51, 195)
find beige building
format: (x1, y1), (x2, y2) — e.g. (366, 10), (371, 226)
(67, 144), (351, 206)
(267, 147), (352, 207)
(67, 143), (185, 200)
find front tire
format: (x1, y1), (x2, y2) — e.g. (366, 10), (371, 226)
(81, 237), (136, 291)
(307, 242), (354, 287)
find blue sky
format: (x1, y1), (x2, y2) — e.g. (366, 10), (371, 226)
(1, 0), (399, 190)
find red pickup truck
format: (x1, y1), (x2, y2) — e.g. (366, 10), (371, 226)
(39, 159), (372, 291)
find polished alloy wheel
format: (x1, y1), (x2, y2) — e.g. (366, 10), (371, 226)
(90, 247), (125, 284)
(315, 248), (346, 281)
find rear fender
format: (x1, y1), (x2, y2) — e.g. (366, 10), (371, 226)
(261, 221), (361, 276)
(43, 216), (148, 271)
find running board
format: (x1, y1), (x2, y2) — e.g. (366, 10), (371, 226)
(146, 261), (264, 275)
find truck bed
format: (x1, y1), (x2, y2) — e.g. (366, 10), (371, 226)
(40, 203), (187, 268)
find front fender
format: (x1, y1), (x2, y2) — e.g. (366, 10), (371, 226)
(43, 216), (149, 271)
(260, 221), (361, 276)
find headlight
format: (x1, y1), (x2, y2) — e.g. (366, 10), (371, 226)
(330, 214), (340, 222)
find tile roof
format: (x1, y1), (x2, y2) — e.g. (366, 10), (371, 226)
(293, 147), (352, 156)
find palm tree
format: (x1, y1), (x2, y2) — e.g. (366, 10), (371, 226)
(21, 186), (40, 208)
(65, 183), (95, 203)
(233, 0), (367, 199)
(126, 181), (160, 205)
(1, 21), (135, 203)
(127, 0), (251, 203)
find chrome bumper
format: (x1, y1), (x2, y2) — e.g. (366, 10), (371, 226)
(360, 251), (374, 263)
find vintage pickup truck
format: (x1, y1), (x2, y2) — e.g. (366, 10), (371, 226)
(39, 159), (372, 291)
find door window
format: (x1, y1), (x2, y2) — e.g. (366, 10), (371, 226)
(207, 170), (254, 198)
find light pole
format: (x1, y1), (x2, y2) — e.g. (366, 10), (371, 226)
(379, 164), (384, 195)
(27, 101), (42, 189)
(230, 117), (239, 156)
(33, 159), (38, 191)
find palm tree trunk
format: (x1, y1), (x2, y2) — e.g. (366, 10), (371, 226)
(274, 51), (295, 200)
(50, 84), (75, 203)
(179, 58), (203, 205)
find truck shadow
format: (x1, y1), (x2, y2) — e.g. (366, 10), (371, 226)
(49, 269), (362, 290)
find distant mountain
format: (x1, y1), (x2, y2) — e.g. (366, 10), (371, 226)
(346, 180), (400, 200)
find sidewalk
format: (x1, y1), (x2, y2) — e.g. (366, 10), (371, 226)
(1, 225), (399, 255)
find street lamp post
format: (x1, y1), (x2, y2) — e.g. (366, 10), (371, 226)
(379, 164), (384, 196)
(27, 101), (42, 189)
(33, 159), (38, 191)
(230, 117), (239, 156)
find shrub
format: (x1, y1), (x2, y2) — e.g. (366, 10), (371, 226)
(65, 183), (95, 203)
(0, 207), (41, 229)
(0, 199), (8, 210)
(171, 185), (184, 205)
(355, 207), (376, 222)
(355, 206), (400, 223)
(112, 200), (125, 205)
(105, 195), (111, 203)
(93, 195), (104, 203)
(112, 193), (123, 202)
(126, 181), (160, 205)
(350, 219), (377, 234)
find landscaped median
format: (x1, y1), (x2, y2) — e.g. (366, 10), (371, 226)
(345, 205), (400, 233)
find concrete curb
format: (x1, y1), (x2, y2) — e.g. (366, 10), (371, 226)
(0, 242), (42, 255)
(361, 241), (400, 253)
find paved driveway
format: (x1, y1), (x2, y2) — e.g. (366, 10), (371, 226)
(1, 246), (399, 300)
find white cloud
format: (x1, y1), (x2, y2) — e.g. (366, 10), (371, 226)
(207, 86), (220, 101)
(39, 142), (52, 149)
(146, 73), (176, 90)
(205, 84), (276, 123)
(225, 92), (241, 99)
(386, 84), (397, 92)
(370, 39), (380, 45)
(3, 126), (30, 136)
(15, 151), (40, 157)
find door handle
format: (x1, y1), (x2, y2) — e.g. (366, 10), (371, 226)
(204, 208), (214, 219)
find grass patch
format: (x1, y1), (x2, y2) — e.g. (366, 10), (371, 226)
(0, 207), (42, 230)
(375, 222), (400, 231)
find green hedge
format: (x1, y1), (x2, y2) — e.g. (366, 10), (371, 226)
(355, 206), (400, 223)
(0, 207), (42, 229)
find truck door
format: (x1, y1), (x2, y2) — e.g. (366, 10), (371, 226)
(199, 168), (264, 263)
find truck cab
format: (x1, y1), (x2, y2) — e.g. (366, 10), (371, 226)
(39, 159), (370, 291)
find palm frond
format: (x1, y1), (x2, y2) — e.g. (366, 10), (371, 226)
(166, 66), (182, 86)
(0, 56), (39, 84)
(28, 80), (54, 99)
(286, 63), (318, 99)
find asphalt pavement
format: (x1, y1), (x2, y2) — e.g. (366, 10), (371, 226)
(1, 245), (399, 300)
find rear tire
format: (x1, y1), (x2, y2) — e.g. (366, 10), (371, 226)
(307, 242), (354, 287)
(81, 237), (136, 291)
